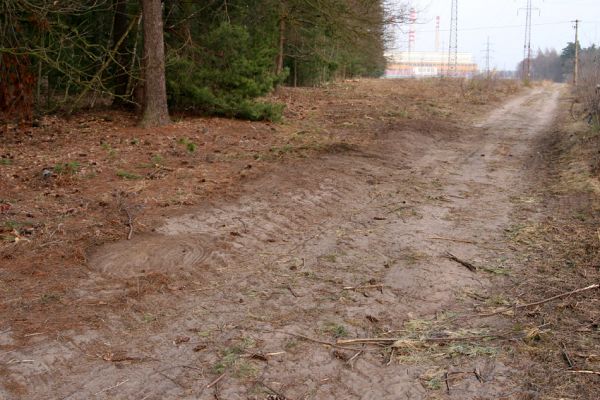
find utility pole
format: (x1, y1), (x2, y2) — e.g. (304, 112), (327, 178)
(448, 0), (458, 77)
(573, 19), (580, 86)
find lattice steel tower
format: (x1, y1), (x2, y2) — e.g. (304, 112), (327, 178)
(522, 0), (533, 80)
(485, 37), (492, 78)
(448, 0), (458, 77)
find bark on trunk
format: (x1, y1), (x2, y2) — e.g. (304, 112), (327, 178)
(139, 0), (170, 127)
(276, 15), (285, 75)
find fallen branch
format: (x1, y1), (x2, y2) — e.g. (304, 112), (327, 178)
(206, 372), (226, 388)
(117, 194), (143, 241)
(342, 284), (384, 292)
(386, 347), (395, 366)
(561, 342), (575, 369)
(124, 207), (134, 240)
(346, 350), (363, 367)
(443, 252), (477, 272)
(336, 333), (502, 346)
(569, 370), (600, 376)
(479, 283), (599, 317)
(286, 285), (300, 298)
(429, 236), (477, 245)
(270, 330), (363, 351)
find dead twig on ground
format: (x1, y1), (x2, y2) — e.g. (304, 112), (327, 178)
(256, 381), (293, 400)
(479, 283), (599, 317)
(337, 333), (504, 346)
(100, 352), (157, 363)
(124, 207), (134, 240)
(429, 236), (477, 245)
(346, 350), (363, 368)
(269, 330), (364, 351)
(569, 370), (600, 376)
(561, 342), (575, 369)
(386, 348), (395, 366)
(286, 285), (300, 298)
(444, 252), (477, 272)
(342, 284), (384, 292)
(117, 192), (143, 240)
(94, 379), (129, 395)
(206, 372), (226, 389)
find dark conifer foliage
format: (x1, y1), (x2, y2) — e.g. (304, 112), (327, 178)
(0, 0), (394, 123)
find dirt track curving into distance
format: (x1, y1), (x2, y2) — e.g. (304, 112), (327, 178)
(1, 84), (561, 399)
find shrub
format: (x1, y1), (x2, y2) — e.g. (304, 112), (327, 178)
(166, 23), (286, 121)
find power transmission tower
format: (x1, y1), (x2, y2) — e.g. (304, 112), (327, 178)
(519, 0), (539, 81)
(483, 37), (493, 78)
(435, 16), (441, 52)
(573, 19), (580, 86)
(523, 0), (532, 81)
(448, 0), (458, 77)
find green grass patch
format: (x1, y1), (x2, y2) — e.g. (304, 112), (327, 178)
(178, 138), (197, 153)
(54, 161), (80, 175)
(101, 143), (117, 158)
(212, 337), (257, 376)
(322, 322), (348, 338)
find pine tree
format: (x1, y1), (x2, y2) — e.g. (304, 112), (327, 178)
(139, 0), (170, 127)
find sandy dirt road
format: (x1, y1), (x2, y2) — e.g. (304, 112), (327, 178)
(1, 84), (561, 399)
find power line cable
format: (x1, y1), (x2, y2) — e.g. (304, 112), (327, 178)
(412, 20), (571, 34)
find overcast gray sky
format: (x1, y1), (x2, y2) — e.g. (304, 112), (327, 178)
(389, 0), (600, 70)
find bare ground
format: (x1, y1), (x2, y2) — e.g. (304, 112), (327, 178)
(3, 80), (596, 399)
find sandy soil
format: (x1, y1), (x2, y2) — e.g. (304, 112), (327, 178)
(0, 82), (566, 399)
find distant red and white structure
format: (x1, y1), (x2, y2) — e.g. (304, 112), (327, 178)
(408, 8), (417, 53)
(385, 14), (478, 79)
(384, 51), (478, 79)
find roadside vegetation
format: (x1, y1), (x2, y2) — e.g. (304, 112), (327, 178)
(498, 96), (600, 399)
(0, 0), (401, 126)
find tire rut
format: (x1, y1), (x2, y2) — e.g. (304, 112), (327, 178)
(1, 85), (562, 400)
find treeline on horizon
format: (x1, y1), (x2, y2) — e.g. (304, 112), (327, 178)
(0, 0), (401, 124)
(518, 42), (600, 83)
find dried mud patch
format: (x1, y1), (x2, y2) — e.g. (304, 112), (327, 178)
(87, 234), (216, 278)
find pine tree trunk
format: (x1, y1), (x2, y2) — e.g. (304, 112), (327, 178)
(139, 0), (170, 127)
(276, 15), (285, 75)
